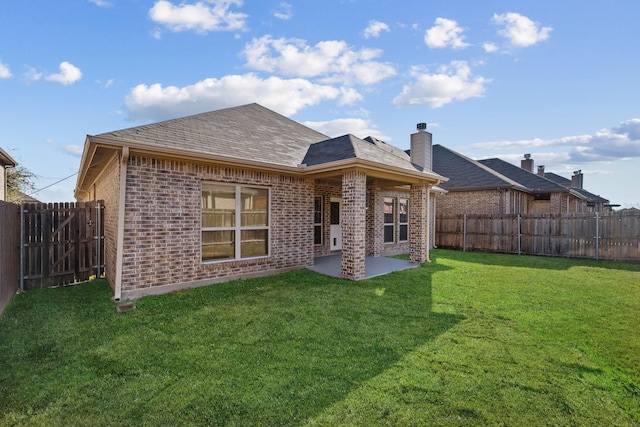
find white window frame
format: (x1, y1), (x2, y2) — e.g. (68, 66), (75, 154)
(383, 197), (395, 244)
(399, 198), (409, 242)
(201, 182), (271, 263)
(314, 196), (323, 245)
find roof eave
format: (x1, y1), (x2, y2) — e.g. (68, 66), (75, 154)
(302, 157), (448, 184)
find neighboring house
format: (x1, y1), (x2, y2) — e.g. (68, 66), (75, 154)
(432, 147), (611, 215)
(74, 103), (447, 300)
(432, 145), (532, 215)
(537, 167), (610, 212)
(10, 190), (40, 204)
(0, 147), (17, 202)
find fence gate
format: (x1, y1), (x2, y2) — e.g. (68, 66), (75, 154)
(20, 201), (104, 290)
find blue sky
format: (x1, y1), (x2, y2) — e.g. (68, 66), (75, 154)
(1, 0), (639, 207)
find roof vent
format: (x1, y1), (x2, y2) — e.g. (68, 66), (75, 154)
(417, 123), (427, 131)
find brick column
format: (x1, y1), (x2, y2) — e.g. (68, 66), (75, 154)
(341, 170), (367, 280)
(410, 183), (430, 263)
(370, 187), (384, 256)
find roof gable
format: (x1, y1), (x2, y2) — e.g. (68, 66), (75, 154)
(304, 134), (427, 174)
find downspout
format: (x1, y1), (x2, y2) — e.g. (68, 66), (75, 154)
(114, 147), (129, 301)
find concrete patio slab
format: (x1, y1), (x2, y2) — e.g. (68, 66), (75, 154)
(307, 255), (418, 279)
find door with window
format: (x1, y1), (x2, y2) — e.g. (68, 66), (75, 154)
(329, 198), (342, 250)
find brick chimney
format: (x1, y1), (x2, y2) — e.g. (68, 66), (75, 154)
(521, 154), (534, 173)
(410, 123), (432, 170)
(537, 165), (545, 176)
(571, 170), (584, 189)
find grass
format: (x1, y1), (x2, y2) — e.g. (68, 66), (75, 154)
(0, 250), (639, 426)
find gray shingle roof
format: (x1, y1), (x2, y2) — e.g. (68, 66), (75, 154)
(543, 172), (571, 187)
(432, 145), (526, 191)
(478, 158), (568, 193)
(304, 134), (426, 174)
(572, 188), (609, 203)
(95, 103), (330, 168)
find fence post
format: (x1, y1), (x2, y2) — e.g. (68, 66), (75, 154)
(517, 214), (521, 255)
(19, 203), (24, 293)
(595, 212), (600, 260)
(463, 214), (467, 252)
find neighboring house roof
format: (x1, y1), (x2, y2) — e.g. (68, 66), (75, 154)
(432, 145), (527, 192)
(570, 187), (609, 203)
(543, 172), (608, 203)
(0, 147), (17, 167)
(9, 190), (40, 203)
(543, 172), (571, 187)
(478, 158), (568, 194)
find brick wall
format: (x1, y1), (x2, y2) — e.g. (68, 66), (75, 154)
(92, 155), (121, 292)
(409, 184), (429, 263)
(438, 190), (505, 216)
(115, 155), (314, 296)
(341, 170), (366, 280)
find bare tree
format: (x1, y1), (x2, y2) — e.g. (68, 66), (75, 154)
(6, 165), (37, 202)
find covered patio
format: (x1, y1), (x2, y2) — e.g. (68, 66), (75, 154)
(308, 255), (419, 279)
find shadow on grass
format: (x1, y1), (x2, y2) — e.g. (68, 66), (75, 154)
(0, 262), (462, 426)
(431, 248), (640, 273)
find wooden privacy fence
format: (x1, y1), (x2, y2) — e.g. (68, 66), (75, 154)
(20, 201), (104, 290)
(0, 200), (20, 314)
(436, 212), (640, 261)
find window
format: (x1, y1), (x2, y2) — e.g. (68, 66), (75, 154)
(314, 196), (323, 245)
(384, 197), (394, 243)
(399, 198), (408, 242)
(201, 183), (269, 262)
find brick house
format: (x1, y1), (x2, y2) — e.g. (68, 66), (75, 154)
(538, 169), (610, 212)
(74, 104), (447, 300)
(433, 146), (609, 216)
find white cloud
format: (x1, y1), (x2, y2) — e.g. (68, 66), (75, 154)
(64, 145), (84, 156)
(242, 35), (396, 85)
(364, 20), (390, 39)
(303, 118), (390, 140)
(392, 61), (490, 108)
(124, 73), (354, 121)
(0, 61), (11, 78)
(149, 0), (248, 34)
(483, 42), (498, 53)
(89, 0), (112, 7)
(470, 119), (640, 163)
(424, 18), (469, 49)
(273, 2), (292, 20)
(45, 61), (82, 85)
(24, 66), (43, 82)
(492, 12), (552, 48)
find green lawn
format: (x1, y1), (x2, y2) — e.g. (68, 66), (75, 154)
(1, 250), (639, 426)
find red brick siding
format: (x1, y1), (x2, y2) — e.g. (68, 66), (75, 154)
(119, 155), (314, 295)
(92, 155), (121, 291)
